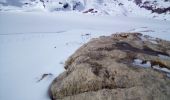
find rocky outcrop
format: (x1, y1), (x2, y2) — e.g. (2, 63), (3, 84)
(49, 33), (170, 100)
(134, 0), (170, 14)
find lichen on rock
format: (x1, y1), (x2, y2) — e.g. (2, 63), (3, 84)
(49, 33), (170, 100)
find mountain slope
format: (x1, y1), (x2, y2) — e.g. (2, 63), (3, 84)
(0, 0), (170, 20)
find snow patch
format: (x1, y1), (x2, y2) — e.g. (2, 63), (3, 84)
(133, 59), (151, 68)
(153, 65), (170, 78)
(158, 54), (170, 60)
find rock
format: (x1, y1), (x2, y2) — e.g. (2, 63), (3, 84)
(49, 33), (170, 100)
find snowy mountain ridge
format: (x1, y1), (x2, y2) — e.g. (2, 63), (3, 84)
(0, 0), (170, 20)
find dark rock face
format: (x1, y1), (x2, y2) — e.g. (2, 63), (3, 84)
(49, 33), (170, 100)
(134, 0), (142, 5)
(140, 5), (170, 14)
(134, 0), (170, 14)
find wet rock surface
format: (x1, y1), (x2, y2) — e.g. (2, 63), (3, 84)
(49, 33), (170, 100)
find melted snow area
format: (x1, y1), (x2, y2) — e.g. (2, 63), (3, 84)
(0, 11), (170, 100)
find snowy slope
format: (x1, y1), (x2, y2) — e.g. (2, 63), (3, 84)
(0, 0), (170, 20)
(0, 11), (170, 100)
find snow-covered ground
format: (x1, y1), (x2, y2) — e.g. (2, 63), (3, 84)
(0, 11), (170, 100)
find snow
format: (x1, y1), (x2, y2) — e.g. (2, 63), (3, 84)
(0, 0), (170, 20)
(140, 34), (158, 44)
(153, 65), (170, 73)
(0, 31), (83, 100)
(133, 59), (151, 68)
(0, 0), (6, 3)
(0, 11), (170, 100)
(158, 54), (170, 60)
(167, 74), (170, 78)
(153, 65), (170, 78)
(133, 59), (170, 78)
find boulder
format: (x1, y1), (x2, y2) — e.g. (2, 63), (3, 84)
(49, 33), (170, 100)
